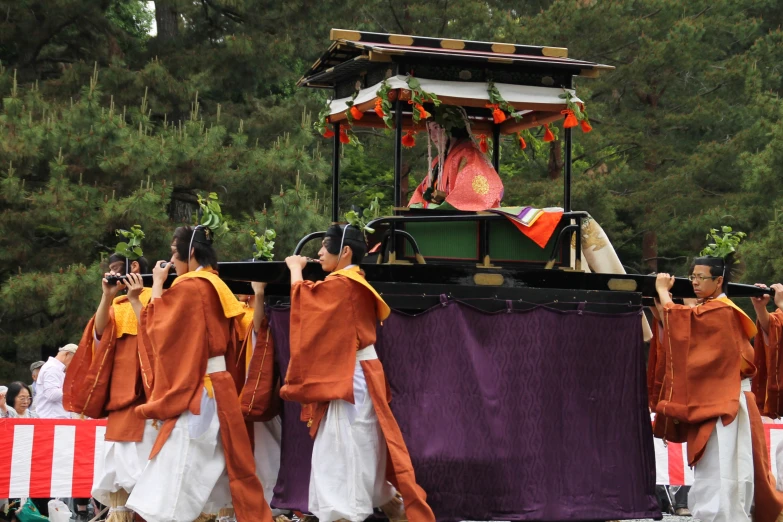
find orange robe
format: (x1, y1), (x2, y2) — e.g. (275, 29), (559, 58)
(407, 139), (503, 211)
(753, 309), (783, 418)
(135, 270), (271, 522)
(646, 319), (666, 411)
(653, 298), (783, 521)
(64, 288), (153, 442)
(240, 314), (279, 422)
(280, 267), (435, 522)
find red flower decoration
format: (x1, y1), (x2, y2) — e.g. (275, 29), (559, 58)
(322, 128), (335, 138)
(401, 129), (416, 148)
(562, 109), (578, 128)
(580, 119), (593, 133)
(374, 99), (385, 118)
(517, 133), (527, 150)
(339, 127), (350, 144)
(350, 106), (364, 120)
(479, 134), (489, 153)
(543, 124), (555, 142)
(408, 101), (430, 120)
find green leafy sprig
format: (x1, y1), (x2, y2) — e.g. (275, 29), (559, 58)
(377, 80), (394, 128)
(700, 226), (746, 260)
(558, 89), (586, 120)
(345, 197), (381, 235)
(197, 192), (229, 238)
(250, 228), (276, 261)
(114, 225), (145, 260)
(313, 101), (332, 136)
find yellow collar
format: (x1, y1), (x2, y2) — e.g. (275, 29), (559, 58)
(330, 266), (390, 321)
(171, 270), (246, 319)
(112, 287), (153, 338)
(714, 297), (757, 339)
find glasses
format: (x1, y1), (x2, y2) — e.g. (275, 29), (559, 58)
(688, 275), (718, 282)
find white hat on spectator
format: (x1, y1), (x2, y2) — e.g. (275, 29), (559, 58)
(58, 343), (78, 355)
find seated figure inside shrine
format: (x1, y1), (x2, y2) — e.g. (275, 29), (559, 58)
(407, 113), (504, 211)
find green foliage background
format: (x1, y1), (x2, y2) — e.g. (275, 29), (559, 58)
(2, 0), (783, 379)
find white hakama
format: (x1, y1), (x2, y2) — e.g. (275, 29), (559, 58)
(126, 357), (229, 522)
(91, 419), (159, 505)
(255, 417), (283, 514)
(688, 379), (754, 522)
(309, 346), (396, 522)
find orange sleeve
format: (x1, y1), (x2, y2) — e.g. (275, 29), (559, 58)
(64, 311), (116, 418)
(240, 317), (279, 421)
(754, 310), (783, 418)
(136, 279), (209, 420)
(281, 277), (358, 404)
(656, 301), (751, 425)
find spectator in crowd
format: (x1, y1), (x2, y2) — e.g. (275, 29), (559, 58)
(35, 343), (91, 520)
(29, 360), (44, 404)
(0, 383), (48, 520)
(0, 381), (37, 418)
(35, 343), (77, 419)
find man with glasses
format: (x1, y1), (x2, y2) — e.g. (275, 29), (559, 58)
(652, 256), (783, 522)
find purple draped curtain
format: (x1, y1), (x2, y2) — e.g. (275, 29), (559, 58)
(268, 301), (659, 521)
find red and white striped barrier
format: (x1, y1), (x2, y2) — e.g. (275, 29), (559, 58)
(654, 421), (783, 486)
(3, 418), (783, 494)
(0, 419), (106, 498)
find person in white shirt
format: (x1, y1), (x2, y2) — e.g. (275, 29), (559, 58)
(35, 343), (77, 419)
(29, 360), (44, 412)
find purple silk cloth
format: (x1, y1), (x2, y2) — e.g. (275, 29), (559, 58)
(268, 307), (314, 512)
(268, 302), (659, 521)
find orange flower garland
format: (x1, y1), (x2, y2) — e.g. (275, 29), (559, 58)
(349, 106), (364, 120)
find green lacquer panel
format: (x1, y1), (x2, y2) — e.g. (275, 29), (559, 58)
(404, 221), (478, 259)
(488, 220), (557, 262)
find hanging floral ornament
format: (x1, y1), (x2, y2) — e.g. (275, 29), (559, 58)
(350, 105), (364, 120)
(486, 81), (520, 124)
(559, 89), (593, 134)
(411, 102), (430, 120)
(374, 98), (385, 119)
(339, 126), (350, 144)
(562, 109), (578, 128)
(543, 124), (555, 142)
(322, 126), (335, 138)
(478, 134), (489, 153)
(580, 118), (593, 133)
(401, 129), (416, 148)
(517, 132), (527, 150)
(485, 104), (507, 124)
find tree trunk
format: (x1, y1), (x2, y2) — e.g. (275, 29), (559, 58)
(547, 139), (563, 180)
(168, 189), (197, 223)
(154, 0), (179, 42)
(643, 230), (658, 273)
